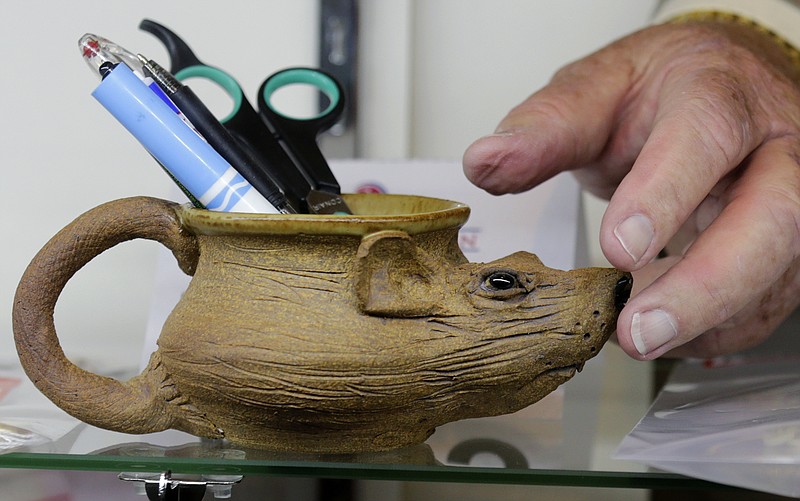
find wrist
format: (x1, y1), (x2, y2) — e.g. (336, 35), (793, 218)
(665, 10), (800, 73)
(654, 0), (800, 65)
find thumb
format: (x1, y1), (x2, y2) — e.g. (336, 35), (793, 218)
(463, 49), (635, 195)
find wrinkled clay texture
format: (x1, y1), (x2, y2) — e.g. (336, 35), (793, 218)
(13, 194), (631, 453)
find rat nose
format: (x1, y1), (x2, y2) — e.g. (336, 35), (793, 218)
(614, 274), (633, 310)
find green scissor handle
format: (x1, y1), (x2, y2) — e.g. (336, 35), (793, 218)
(139, 19), (349, 213)
(258, 67), (346, 196)
(174, 65), (244, 124)
(261, 67), (342, 121)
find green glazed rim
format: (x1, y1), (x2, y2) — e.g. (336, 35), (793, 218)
(177, 193), (471, 236)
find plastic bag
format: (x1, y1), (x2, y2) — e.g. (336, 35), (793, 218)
(615, 356), (800, 497)
(0, 361), (82, 453)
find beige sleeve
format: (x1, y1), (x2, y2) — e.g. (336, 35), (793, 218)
(654, 0), (800, 48)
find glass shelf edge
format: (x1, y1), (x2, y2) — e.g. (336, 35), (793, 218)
(0, 453), (732, 490)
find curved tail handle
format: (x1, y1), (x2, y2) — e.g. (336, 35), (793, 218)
(13, 197), (219, 437)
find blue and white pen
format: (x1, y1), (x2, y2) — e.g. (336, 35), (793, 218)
(87, 61), (280, 214)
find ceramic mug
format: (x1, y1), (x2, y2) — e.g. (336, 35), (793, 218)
(13, 194), (630, 452)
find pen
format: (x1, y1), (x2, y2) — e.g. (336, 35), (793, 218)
(91, 62), (281, 214)
(137, 54), (296, 214)
(79, 34), (201, 136)
(79, 33), (204, 208)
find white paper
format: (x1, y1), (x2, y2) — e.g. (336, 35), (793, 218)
(333, 159), (581, 268)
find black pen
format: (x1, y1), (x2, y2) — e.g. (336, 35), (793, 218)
(136, 54), (297, 214)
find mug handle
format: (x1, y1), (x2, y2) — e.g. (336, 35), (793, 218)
(13, 197), (220, 438)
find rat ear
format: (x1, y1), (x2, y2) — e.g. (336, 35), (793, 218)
(354, 230), (441, 317)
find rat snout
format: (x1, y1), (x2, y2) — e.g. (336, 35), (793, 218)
(614, 274), (633, 311)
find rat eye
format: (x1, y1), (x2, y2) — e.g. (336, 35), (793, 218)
(484, 271), (519, 291)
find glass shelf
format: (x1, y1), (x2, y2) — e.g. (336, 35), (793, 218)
(0, 452), (716, 490)
(0, 345), (725, 491)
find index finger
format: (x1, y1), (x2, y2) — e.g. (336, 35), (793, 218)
(600, 65), (767, 270)
(616, 137), (800, 359)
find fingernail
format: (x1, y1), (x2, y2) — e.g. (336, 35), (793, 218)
(631, 309), (677, 356)
(614, 214), (654, 265)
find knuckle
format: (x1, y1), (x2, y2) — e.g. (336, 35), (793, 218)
(697, 275), (734, 326)
(678, 68), (760, 166)
(766, 186), (800, 259)
(755, 143), (800, 256)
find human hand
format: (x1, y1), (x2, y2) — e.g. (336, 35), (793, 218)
(463, 19), (800, 360)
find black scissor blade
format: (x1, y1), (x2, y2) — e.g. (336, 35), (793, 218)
(306, 190), (351, 214)
(139, 19), (204, 74)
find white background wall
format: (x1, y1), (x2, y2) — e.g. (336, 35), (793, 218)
(1, 1), (659, 498)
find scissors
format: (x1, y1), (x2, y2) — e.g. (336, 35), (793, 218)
(139, 19), (351, 215)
